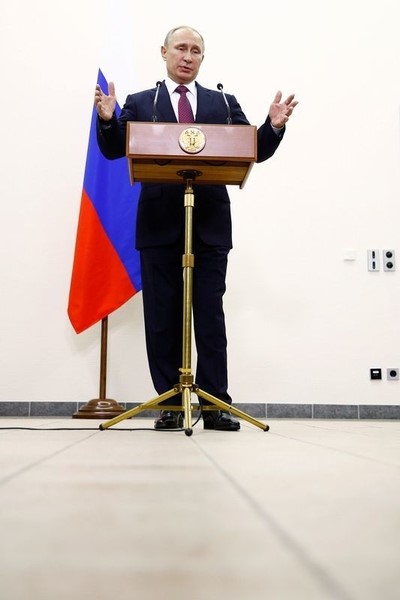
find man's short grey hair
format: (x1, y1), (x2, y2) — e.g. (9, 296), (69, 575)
(163, 26), (205, 53)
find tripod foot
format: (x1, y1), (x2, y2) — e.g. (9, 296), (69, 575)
(264, 424), (270, 432)
(185, 428), (193, 437)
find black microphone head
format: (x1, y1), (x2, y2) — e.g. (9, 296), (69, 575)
(152, 82), (162, 122)
(217, 83), (223, 90)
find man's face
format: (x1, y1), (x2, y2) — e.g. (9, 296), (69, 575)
(161, 28), (204, 84)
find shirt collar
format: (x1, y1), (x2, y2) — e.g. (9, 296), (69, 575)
(165, 77), (197, 97)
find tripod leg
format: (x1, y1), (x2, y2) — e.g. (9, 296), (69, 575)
(195, 388), (270, 432)
(182, 386), (193, 436)
(99, 387), (180, 430)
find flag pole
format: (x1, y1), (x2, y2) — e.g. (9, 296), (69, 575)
(72, 317), (125, 418)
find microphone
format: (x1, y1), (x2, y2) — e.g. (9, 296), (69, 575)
(217, 83), (232, 124)
(152, 81), (162, 122)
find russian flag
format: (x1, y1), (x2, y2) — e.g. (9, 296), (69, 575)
(68, 69), (141, 334)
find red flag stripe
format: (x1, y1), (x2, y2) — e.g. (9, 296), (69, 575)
(68, 190), (136, 333)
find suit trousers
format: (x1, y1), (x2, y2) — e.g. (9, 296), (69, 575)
(139, 236), (233, 406)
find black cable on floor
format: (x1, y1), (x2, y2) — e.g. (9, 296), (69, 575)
(0, 427), (149, 431)
(0, 411), (203, 432)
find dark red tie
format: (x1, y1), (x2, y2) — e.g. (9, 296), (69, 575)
(175, 85), (195, 123)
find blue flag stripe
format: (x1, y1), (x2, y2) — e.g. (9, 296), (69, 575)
(83, 69), (142, 291)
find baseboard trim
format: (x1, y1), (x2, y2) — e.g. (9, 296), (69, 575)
(0, 401), (400, 420)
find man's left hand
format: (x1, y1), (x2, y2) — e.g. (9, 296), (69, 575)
(269, 91), (298, 128)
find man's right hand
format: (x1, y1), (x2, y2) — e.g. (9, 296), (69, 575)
(94, 81), (116, 121)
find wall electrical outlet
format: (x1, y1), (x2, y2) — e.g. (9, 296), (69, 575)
(367, 249), (380, 271)
(383, 249), (396, 271)
(387, 368), (399, 380)
(370, 368), (382, 380)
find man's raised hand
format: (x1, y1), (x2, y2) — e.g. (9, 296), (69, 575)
(269, 91), (298, 129)
(94, 81), (117, 121)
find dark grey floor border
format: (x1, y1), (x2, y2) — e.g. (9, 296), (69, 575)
(0, 402), (400, 420)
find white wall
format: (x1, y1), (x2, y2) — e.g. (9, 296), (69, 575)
(1, 0), (400, 406)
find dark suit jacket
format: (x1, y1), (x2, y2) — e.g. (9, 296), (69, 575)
(97, 81), (284, 249)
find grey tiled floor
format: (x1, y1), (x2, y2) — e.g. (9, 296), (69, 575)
(0, 417), (399, 600)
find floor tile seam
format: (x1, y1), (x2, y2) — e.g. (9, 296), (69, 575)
(0, 431), (98, 487)
(283, 421), (400, 451)
(192, 438), (354, 600)
(270, 431), (400, 471)
(299, 420), (400, 430)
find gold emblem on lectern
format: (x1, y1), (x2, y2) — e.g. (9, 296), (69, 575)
(178, 127), (206, 154)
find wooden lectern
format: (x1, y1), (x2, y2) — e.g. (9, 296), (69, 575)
(100, 122), (269, 435)
(125, 122), (255, 187)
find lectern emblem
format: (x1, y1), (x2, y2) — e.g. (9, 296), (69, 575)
(178, 127), (206, 154)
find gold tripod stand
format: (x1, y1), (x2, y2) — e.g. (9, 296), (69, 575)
(99, 123), (270, 436)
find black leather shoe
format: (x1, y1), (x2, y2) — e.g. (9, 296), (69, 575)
(203, 410), (240, 431)
(154, 410), (183, 430)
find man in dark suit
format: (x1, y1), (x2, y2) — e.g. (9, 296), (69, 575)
(95, 25), (298, 431)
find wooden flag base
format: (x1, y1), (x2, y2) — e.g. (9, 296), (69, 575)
(72, 317), (125, 419)
(72, 398), (125, 419)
